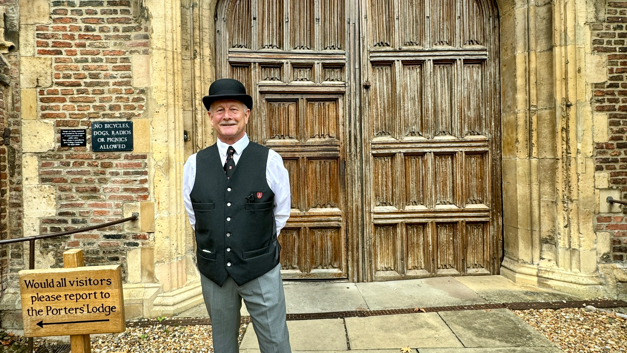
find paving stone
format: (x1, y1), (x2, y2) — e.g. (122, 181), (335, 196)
(345, 313), (463, 349)
(418, 348), (563, 353)
(356, 277), (486, 310)
(240, 319), (348, 351)
(176, 302), (249, 317)
(454, 275), (581, 303)
(283, 282), (369, 313)
(438, 309), (558, 348)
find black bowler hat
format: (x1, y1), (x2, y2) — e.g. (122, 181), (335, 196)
(202, 78), (253, 111)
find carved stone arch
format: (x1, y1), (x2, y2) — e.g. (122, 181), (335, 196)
(181, 0), (568, 287)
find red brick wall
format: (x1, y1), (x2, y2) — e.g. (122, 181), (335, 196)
(593, 1), (627, 262)
(33, 0), (150, 276)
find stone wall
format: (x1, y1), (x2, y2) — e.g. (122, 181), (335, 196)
(592, 1), (627, 264)
(0, 0), (20, 303)
(19, 0), (152, 279)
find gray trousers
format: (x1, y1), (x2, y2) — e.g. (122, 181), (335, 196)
(200, 264), (291, 353)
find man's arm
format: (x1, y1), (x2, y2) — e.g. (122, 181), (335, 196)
(267, 150), (291, 235)
(182, 154), (197, 230)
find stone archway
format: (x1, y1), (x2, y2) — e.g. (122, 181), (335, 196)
(173, 0), (610, 300)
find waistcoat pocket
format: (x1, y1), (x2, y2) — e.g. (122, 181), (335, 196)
(244, 202), (273, 211)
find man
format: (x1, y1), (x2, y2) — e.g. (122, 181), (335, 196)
(183, 78), (292, 353)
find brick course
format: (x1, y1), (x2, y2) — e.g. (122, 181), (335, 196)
(30, 0), (151, 275)
(593, 1), (627, 262)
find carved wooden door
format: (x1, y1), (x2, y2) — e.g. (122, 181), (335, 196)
(216, 0), (501, 281)
(362, 0), (501, 280)
(216, 0), (352, 279)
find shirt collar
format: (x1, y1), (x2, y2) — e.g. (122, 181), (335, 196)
(216, 134), (250, 158)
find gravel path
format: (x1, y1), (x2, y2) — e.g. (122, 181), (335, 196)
(514, 307), (627, 353)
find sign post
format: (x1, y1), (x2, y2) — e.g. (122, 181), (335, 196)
(19, 249), (126, 353)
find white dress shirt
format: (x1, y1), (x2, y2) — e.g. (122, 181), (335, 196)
(183, 134), (291, 235)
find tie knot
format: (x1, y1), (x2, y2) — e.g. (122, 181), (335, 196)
(227, 146), (235, 157)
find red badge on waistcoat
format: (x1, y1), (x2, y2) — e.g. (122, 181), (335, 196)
(257, 192), (263, 199)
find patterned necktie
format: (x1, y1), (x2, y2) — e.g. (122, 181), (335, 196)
(224, 146), (236, 179)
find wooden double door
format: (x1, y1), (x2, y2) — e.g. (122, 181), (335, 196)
(215, 0), (501, 281)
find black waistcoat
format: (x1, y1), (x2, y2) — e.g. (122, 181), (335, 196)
(190, 142), (279, 286)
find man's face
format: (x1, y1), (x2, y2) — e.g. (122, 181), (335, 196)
(208, 99), (250, 144)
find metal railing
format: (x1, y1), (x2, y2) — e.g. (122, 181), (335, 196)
(607, 196), (627, 206)
(0, 212), (139, 353)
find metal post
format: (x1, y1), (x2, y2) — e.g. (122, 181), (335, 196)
(29, 239), (35, 353)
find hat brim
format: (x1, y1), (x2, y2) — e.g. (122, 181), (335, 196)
(202, 94), (253, 111)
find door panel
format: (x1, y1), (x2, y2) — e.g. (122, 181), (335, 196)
(216, 0), (500, 281)
(363, 0), (501, 281)
(217, 0), (350, 279)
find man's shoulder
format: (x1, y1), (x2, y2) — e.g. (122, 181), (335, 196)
(247, 141), (268, 151)
(197, 143), (218, 157)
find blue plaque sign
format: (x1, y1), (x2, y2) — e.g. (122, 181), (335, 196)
(91, 121), (133, 152)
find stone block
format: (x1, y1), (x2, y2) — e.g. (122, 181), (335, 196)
(593, 112), (608, 143)
(20, 57), (52, 88)
(439, 309), (556, 348)
(22, 120), (55, 152)
(596, 232), (611, 260)
(132, 55), (151, 88)
(19, 25), (36, 57)
(23, 185), (56, 218)
(535, 4), (554, 52)
(19, 0), (50, 25)
(133, 119), (150, 154)
(599, 189), (622, 213)
(127, 248), (143, 284)
(22, 153), (38, 186)
(23, 217), (39, 238)
(345, 313), (462, 349)
(586, 54), (607, 84)
(241, 319), (348, 351)
(580, 249), (597, 274)
(501, 113), (517, 158)
(536, 109), (557, 158)
(0, 310), (23, 330)
(595, 172), (609, 189)
(127, 247), (155, 284)
(140, 201), (155, 232)
(536, 52), (555, 110)
(123, 202), (141, 232)
(21, 89), (37, 120)
(538, 158), (557, 200)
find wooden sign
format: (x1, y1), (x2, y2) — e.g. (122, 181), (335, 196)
(19, 265), (125, 338)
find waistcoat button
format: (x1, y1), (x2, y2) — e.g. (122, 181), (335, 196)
(226, 232), (231, 237)
(226, 248), (231, 252)
(227, 187), (232, 192)
(226, 217), (231, 222)
(227, 202), (232, 207)
(227, 262), (232, 267)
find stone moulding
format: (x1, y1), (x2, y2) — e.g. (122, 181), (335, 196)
(149, 281), (203, 318)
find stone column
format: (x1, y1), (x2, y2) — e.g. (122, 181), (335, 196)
(136, 0), (203, 317)
(500, 0), (607, 298)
